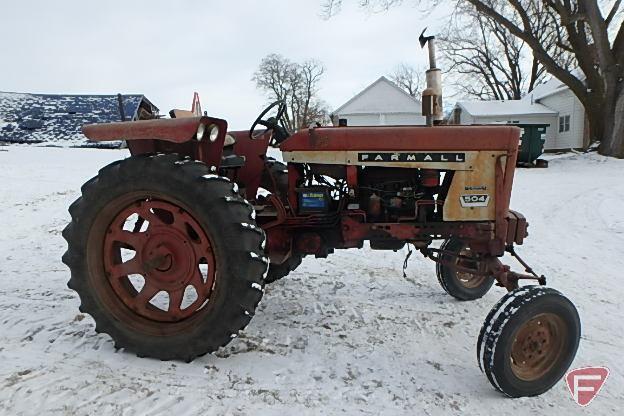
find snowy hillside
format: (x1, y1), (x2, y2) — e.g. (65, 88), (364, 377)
(0, 146), (622, 415)
(0, 92), (156, 147)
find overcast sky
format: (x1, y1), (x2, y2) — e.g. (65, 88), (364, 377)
(0, 0), (450, 130)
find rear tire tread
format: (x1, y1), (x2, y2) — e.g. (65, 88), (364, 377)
(62, 153), (266, 361)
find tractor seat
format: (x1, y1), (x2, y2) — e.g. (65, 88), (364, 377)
(221, 134), (244, 168)
(221, 154), (246, 168)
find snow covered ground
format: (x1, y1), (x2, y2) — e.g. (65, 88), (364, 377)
(0, 146), (622, 415)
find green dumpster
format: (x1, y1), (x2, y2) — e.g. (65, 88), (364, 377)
(515, 124), (549, 166)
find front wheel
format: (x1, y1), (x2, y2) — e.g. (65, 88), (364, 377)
(477, 286), (581, 397)
(437, 238), (494, 300)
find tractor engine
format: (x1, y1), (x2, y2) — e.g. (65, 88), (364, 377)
(358, 167), (438, 222)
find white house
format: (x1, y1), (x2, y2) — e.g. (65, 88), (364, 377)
(451, 78), (587, 150)
(452, 100), (559, 149)
(332, 76), (426, 126)
(522, 78), (587, 150)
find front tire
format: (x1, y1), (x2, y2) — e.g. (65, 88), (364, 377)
(62, 154), (268, 361)
(477, 286), (581, 397)
(437, 238), (495, 300)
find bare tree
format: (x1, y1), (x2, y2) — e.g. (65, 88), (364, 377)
(322, 0), (402, 17)
(389, 63), (425, 97)
(253, 54), (329, 131)
(438, 4), (563, 100)
(323, 0), (624, 158)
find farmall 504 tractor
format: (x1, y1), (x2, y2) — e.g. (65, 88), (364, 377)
(63, 34), (580, 397)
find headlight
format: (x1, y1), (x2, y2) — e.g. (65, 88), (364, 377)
(196, 123), (206, 141)
(208, 125), (219, 142)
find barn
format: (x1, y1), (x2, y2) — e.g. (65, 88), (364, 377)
(331, 76), (426, 127)
(0, 92), (158, 147)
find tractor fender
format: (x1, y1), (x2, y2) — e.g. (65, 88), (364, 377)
(82, 116), (227, 144)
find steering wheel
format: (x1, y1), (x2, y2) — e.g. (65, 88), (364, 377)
(249, 100), (288, 140)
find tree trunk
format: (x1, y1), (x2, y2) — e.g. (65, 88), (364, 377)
(599, 86), (624, 157)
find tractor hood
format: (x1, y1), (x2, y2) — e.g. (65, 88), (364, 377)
(279, 125), (520, 152)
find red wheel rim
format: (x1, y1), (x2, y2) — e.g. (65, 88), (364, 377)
(103, 199), (216, 323)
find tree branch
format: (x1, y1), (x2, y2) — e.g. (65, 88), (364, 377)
(606, 0), (622, 27)
(464, 0), (588, 102)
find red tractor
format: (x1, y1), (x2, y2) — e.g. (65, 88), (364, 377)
(62, 39), (580, 397)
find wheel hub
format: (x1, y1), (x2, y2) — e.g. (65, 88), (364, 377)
(102, 198), (216, 323)
(456, 247), (487, 288)
(140, 227), (195, 291)
(510, 313), (567, 381)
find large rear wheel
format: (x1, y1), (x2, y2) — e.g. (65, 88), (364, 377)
(62, 154), (267, 361)
(265, 254), (303, 284)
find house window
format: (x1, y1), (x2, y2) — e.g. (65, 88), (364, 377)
(559, 115), (570, 133)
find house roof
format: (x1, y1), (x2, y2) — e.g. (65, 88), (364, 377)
(0, 92), (158, 147)
(456, 100), (557, 117)
(333, 76), (422, 115)
(522, 78), (568, 102)
(522, 69), (587, 102)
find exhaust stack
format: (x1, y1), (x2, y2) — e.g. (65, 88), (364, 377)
(419, 29), (443, 127)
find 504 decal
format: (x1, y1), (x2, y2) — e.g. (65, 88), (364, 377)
(460, 194), (490, 208)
